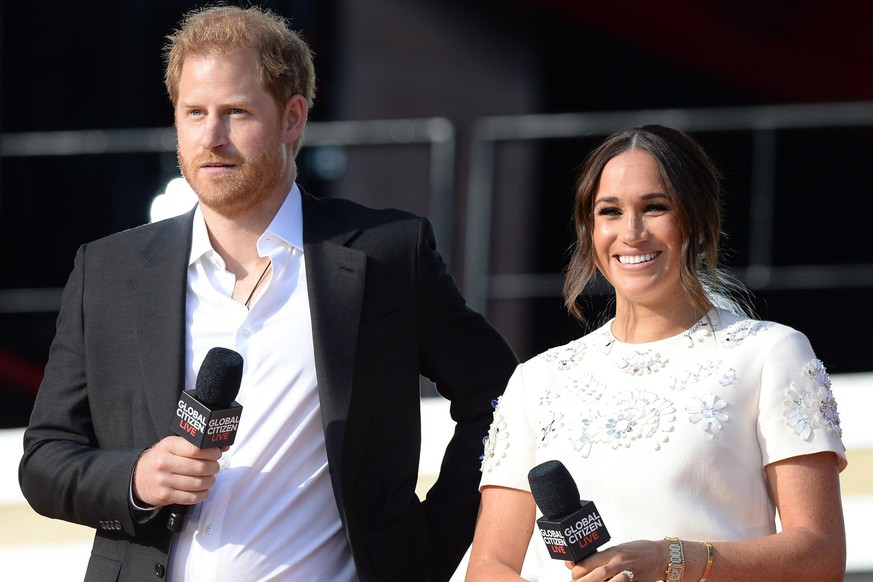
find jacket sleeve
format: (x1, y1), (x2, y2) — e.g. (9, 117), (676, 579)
(19, 244), (148, 537)
(414, 218), (518, 581)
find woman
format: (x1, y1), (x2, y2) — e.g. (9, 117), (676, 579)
(466, 125), (846, 581)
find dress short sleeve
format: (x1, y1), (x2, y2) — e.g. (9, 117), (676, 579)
(756, 326), (847, 471)
(479, 363), (538, 493)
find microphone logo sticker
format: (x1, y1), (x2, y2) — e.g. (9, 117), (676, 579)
(535, 500), (610, 562)
(540, 528), (568, 553)
(206, 411), (241, 443)
(176, 399), (206, 437)
(564, 508), (605, 547)
(172, 389), (243, 448)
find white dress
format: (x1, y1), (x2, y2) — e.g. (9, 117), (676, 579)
(479, 308), (846, 581)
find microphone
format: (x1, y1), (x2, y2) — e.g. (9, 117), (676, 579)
(166, 347), (244, 532)
(527, 460), (610, 563)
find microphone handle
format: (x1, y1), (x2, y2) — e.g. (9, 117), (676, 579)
(166, 503), (192, 532)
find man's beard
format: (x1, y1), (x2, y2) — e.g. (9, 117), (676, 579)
(179, 146), (288, 218)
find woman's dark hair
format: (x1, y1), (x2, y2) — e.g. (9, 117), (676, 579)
(563, 124), (739, 323)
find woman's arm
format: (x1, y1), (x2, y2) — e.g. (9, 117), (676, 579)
(568, 451), (845, 581)
(466, 486), (537, 581)
(711, 451), (846, 581)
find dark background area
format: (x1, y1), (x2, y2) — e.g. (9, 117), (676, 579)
(2, 0), (872, 428)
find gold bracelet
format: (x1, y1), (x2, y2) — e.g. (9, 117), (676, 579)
(699, 541), (713, 582)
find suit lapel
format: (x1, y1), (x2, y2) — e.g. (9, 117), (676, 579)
(301, 193), (365, 469)
(131, 212), (193, 439)
(123, 198), (365, 449)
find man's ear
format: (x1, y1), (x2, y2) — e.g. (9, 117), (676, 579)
(282, 95), (308, 144)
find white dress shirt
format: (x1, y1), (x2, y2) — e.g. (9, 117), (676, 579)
(168, 185), (357, 581)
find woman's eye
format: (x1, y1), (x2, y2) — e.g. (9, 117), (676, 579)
(596, 207), (621, 217)
(645, 203), (669, 213)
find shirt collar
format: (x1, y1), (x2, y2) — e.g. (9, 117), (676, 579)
(188, 183), (304, 268)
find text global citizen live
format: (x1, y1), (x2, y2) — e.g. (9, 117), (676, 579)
(174, 389), (243, 448)
(537, 505), (609, 561)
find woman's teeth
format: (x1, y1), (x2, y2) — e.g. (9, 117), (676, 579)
(618, 252), (658, 265)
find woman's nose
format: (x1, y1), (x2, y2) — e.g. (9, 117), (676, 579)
(620, 213), (646, 243)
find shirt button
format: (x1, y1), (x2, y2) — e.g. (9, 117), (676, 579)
(206, 524), (214, 535)
(242, 329), (251, 337)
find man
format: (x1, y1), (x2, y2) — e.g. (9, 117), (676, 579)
(19, 6), (517, 581)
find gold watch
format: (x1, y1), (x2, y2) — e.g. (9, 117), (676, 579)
(664, 537), (685, 581)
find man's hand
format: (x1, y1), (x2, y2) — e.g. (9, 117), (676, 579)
(132, 436), (224, 507)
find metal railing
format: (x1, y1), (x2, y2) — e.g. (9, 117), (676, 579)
(0, 117), (456, 314)
(6, 103), (873, 316)
(463, 102), (873, 313)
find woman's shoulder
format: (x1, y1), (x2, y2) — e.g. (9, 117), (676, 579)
(709, 307), (810, 348)
(521, 320), (613, 372)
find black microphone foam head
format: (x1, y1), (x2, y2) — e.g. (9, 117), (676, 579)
(195, 347), (244, 408)
(528, 459), (580, 519)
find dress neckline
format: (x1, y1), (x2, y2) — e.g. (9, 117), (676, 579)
(603, 308), (720, 348)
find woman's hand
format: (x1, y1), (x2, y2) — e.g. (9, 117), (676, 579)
(566, 539), (667, 582)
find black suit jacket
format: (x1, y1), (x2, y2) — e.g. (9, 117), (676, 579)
(19, 191), (517, 581)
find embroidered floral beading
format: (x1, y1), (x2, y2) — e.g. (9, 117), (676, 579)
(535, 375), (604, 449)
(686, 393), (730, 435)
(683, 318), (713, 346)
(719, 368), (740, 388)
(719, 319), (770, 348)
(591, 327), (615, 355)
(542, 339), (587, 370)
(803, 358), (831, 388)
(570, 419), (594, 456)
(566, 389), (675, 455)
(565, 374), (606, 401)
(667, 360), (722, 391)
(784, 358), (842, 440)
(537, 410), (564, 448)
(617, 349), (669, 376)
(481, 397), (511, 472)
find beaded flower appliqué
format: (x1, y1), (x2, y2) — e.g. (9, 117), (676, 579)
(784, 358), (842, 440)
(686, 393), (730, 435)
(568, 389), (676, 455)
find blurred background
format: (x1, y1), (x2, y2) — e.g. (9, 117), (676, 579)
(0, 0), (870, 580)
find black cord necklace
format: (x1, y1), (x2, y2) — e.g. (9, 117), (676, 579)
(244, 259), (272, 309)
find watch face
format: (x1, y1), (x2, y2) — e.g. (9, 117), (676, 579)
(667, 565), (683, 580)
